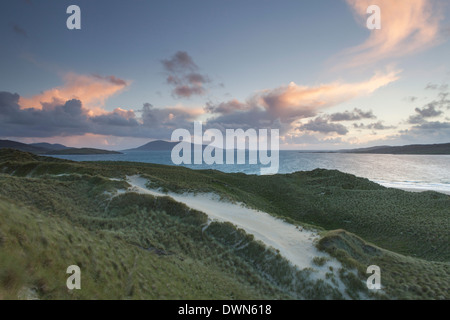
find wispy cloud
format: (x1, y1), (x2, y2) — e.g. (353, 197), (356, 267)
(335, 0), (443, 70)
(425, 83), (449, 91)
(206, 70), (400, 133)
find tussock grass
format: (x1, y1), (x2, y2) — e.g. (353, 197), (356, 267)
(318, 230), (449, 299)
(0, 149), (448, 300)
(0, 198), (290, 299)
(0, 173), (339, 298)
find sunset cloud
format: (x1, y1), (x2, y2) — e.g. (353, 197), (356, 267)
(18, 73), (129, 114)
(337, 0), (443, 69)
(206, 70), (399, 133)
(259, 69), (400, 121)
(0, 91), (204, 140)
(2, 64), (400, 145)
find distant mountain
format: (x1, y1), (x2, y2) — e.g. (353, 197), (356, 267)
(45, 148), (122, 155)
(0, 140), (120, 155)
(338, 143), (450, 155)
(0, 140), (50, 154)
(126, 140), (180, 151)
(125, 140), (233, 152)
(29, 143), (68, 151)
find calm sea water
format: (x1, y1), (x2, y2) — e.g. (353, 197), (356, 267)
(49, 151), (450, 194)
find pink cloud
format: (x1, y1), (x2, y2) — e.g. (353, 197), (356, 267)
(205, 70), (400, 135)
(336, 0), (443, 69)
(258, 69), (401, 122)
(18, 73), (129, 115)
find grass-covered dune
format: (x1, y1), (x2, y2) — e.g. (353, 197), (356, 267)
(0, 149), (448, 299)
(44, 148), (122, 155)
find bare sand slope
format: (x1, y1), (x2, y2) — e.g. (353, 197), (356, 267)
(125, 175), (343, 281)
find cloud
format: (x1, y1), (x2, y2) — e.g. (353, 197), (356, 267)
(0, 92), (20, 115)
(205, 99), (249, 115)
(396, 87), (450, 143)
(0, 70), (398, 142)
(407, 97), (447, 124)
(353, 121), (396, 130)
(421, 84), (450, 110)
(206, 70), (399, 133)
(18, 73), (129, 114)
(298, 117), (349, 135)
(206, 106), (283, 132)
(415, 104), (443, 118)
(415, 121), (450, 130)
(390, 120), (450, 144)
(425, 83), (449, 91)
(162, 51), (197, 72)
(405, 96), (418, 103)
(328, 108), (376, 121)
(12, 24), (28, 37)
(0, 91), (203, 139)
(140, 103), (202, 136)
(260, 70), (398, 121)
(91, 108), (139, 127)
(283, 133), (344, 146)
(336, 0), (442, 69)
(0, 92), (89, 137)
(172, 84), (206, 98)
(162, 51), (211, 98)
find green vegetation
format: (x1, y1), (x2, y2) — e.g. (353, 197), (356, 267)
(45, 148), (122, 155)
(0, 149), (448, 299)
(0, 197), (281, 299)
(0, 150), (344, 299)
(134, 167), (449, 262)
(318, 230), (449, 300)
(312, 257), (329, 267)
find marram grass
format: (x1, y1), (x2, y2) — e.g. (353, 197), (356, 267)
(0, 149), (448, 299)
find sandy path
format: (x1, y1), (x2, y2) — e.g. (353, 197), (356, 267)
(125, 175), (341, 275)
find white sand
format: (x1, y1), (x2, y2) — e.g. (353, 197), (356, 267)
(125, 175), (342, 277)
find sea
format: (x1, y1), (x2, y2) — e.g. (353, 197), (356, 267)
(48, 151), (450, 194)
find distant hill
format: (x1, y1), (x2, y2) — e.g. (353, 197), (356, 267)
(126, 140), (180, 151)
(45, 148), (122, 155)
(339, 143), (450, 155)
(29, 143), (68, 151)
(0, 140), (50, 154)
(125, 140), (230, 152)
(0, 139), (120, 155)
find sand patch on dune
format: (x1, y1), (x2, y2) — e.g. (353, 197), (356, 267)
(125, 175), (345, 284)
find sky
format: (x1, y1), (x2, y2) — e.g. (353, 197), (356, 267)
(0, 0), (449, 150)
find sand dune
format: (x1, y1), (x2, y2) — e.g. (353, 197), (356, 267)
(125, 175), (344, 286)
